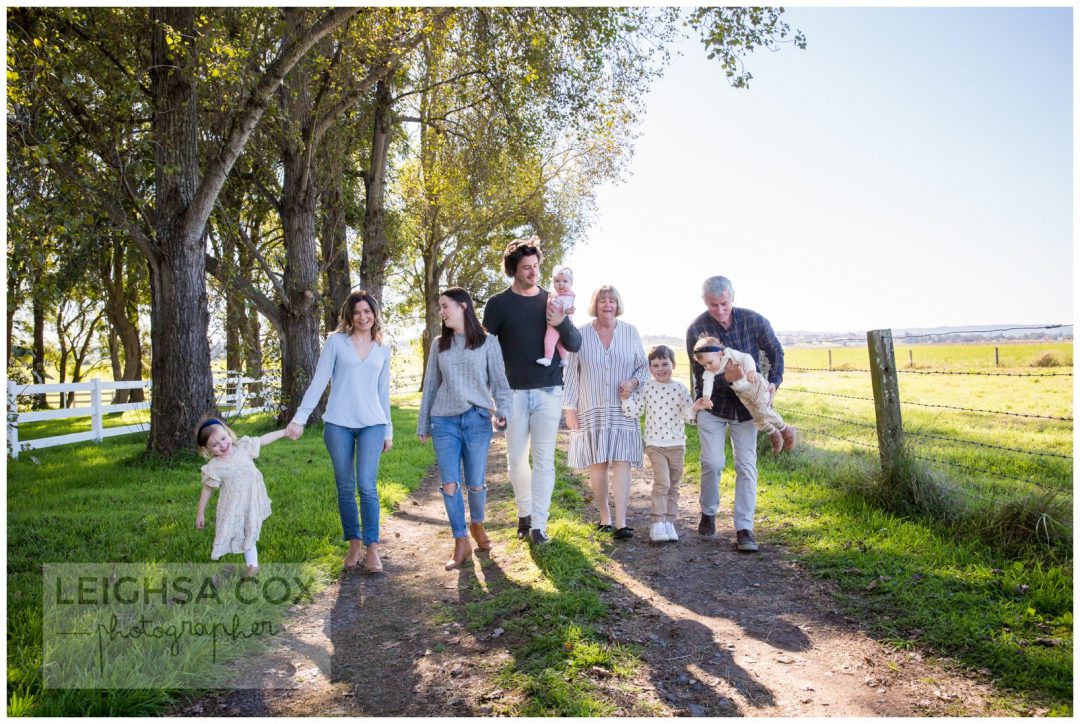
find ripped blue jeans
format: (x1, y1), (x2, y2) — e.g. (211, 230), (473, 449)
(431, 407), (493, 538)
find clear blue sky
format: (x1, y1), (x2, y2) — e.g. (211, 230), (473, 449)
(565, 7), (1073, 336)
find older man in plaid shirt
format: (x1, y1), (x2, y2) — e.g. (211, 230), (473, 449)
(686, 275), (784, 552)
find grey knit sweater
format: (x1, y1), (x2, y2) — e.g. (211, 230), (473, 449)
(416, 333), (513, 435)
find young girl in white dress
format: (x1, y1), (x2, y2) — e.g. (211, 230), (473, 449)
(194, 418), (288, 575)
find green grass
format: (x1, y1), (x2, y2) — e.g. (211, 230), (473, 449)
(6, 407), (431, 716)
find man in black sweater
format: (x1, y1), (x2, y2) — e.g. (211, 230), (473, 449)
(483, 237), (582, 544)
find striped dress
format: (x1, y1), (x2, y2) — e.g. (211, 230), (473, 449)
(563, 320), (651, 468)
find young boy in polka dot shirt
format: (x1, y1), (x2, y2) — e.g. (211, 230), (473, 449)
(622, 345), (710, 543)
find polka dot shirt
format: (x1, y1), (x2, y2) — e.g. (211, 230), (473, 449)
(621, 378), (696, 447)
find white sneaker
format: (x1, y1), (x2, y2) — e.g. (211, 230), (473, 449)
(536, 357), (552, 366)
(650, 521), (670, 542)
(664, 521), (679, 541)
(559, 358), (568, 367)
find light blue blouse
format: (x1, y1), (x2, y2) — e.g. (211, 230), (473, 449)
(291, 332), (393, 439)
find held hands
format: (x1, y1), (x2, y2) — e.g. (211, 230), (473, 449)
(618, 378), (639, 400)
(692, 396), (713, 411)
(493, 416), (507, 431)
(564, 409), (579, 431)
(285, 422), (304, 440)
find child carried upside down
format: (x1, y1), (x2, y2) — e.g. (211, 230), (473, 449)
(692, 336), (796, 455)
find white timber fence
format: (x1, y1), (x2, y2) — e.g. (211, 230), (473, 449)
(7, 372), (280, 459)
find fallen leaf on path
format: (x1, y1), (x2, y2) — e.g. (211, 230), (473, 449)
(379, 641), (402, 649)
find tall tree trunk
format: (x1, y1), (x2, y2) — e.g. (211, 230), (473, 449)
(123, 254), (146, 403)
(318, 141), (351, 333)
(108, 324), (122, 383)
(147, 7), (215, 456)
(278, 7), (324, 426)
(236, 298), (265, 406)
(31, 293), (48, 409)
(67, 309), (103, 407)
(102, 237), (145, 404)
(359, 78), (393, 305)
(223, 231), (243, 404)
(55, 306), (70, 408)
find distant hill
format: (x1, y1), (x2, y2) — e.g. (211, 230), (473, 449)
(645, 325), (1071, 349)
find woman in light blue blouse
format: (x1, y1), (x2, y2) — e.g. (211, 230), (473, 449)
(287, 291), (392, 574)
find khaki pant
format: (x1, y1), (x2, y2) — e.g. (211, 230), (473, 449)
(645, 445), (685, 523)
(730, 375), (786, 435)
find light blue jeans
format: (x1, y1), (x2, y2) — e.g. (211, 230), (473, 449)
(323, 422), (387, 545)
(696, 412), (758, 532)
(432, 406), (493, 539)
(504, 386), (563, 532)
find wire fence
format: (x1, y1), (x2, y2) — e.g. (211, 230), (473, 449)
(780, 327), (1073, 511)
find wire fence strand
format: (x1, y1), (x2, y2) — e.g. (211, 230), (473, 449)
(788, 366), (1072, 377)
(784, 388), (1073, 422)
(903, 428), (1074, 460)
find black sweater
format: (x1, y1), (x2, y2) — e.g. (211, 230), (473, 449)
(482, 286), (582, 390)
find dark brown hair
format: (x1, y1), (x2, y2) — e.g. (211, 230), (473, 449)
(438, 287), (487, 352)
(335, 290), (384, 344)
(502, 235), (544, 276)
(648, 345), (676, 366)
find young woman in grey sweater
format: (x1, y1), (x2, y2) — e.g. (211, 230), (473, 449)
(417, 288), (512, 570)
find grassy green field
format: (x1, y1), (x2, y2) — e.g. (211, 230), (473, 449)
(7, 342), (1073, 715)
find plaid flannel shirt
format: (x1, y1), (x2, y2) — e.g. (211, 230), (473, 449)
(685, 307), (784, 423)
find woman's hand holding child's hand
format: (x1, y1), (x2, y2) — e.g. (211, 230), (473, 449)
(285, 422), (304, 440)
(618, 379), (638, 400)
(692, 397), (713, 411)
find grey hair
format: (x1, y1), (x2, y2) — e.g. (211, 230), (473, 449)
(702, 276), (734, 299)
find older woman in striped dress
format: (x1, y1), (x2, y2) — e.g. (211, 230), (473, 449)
(563, 285), (651, 539)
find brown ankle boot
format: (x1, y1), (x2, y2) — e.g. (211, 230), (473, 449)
(445, 537), (472, 570)
(468, 522), (492, 551)
(769, 429), (784, 455)
(780, 425), (797, 451)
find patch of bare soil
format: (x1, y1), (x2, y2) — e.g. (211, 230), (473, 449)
(175, 434), (1011, 716)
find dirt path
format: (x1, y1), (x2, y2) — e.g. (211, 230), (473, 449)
(176, 434), (1006, 716)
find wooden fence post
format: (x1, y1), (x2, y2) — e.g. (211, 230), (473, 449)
(995, 347), (999, 366)
(8, 381), (19, 460)
(828, 349), (832, 370)
(867, 329), (904, 477)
